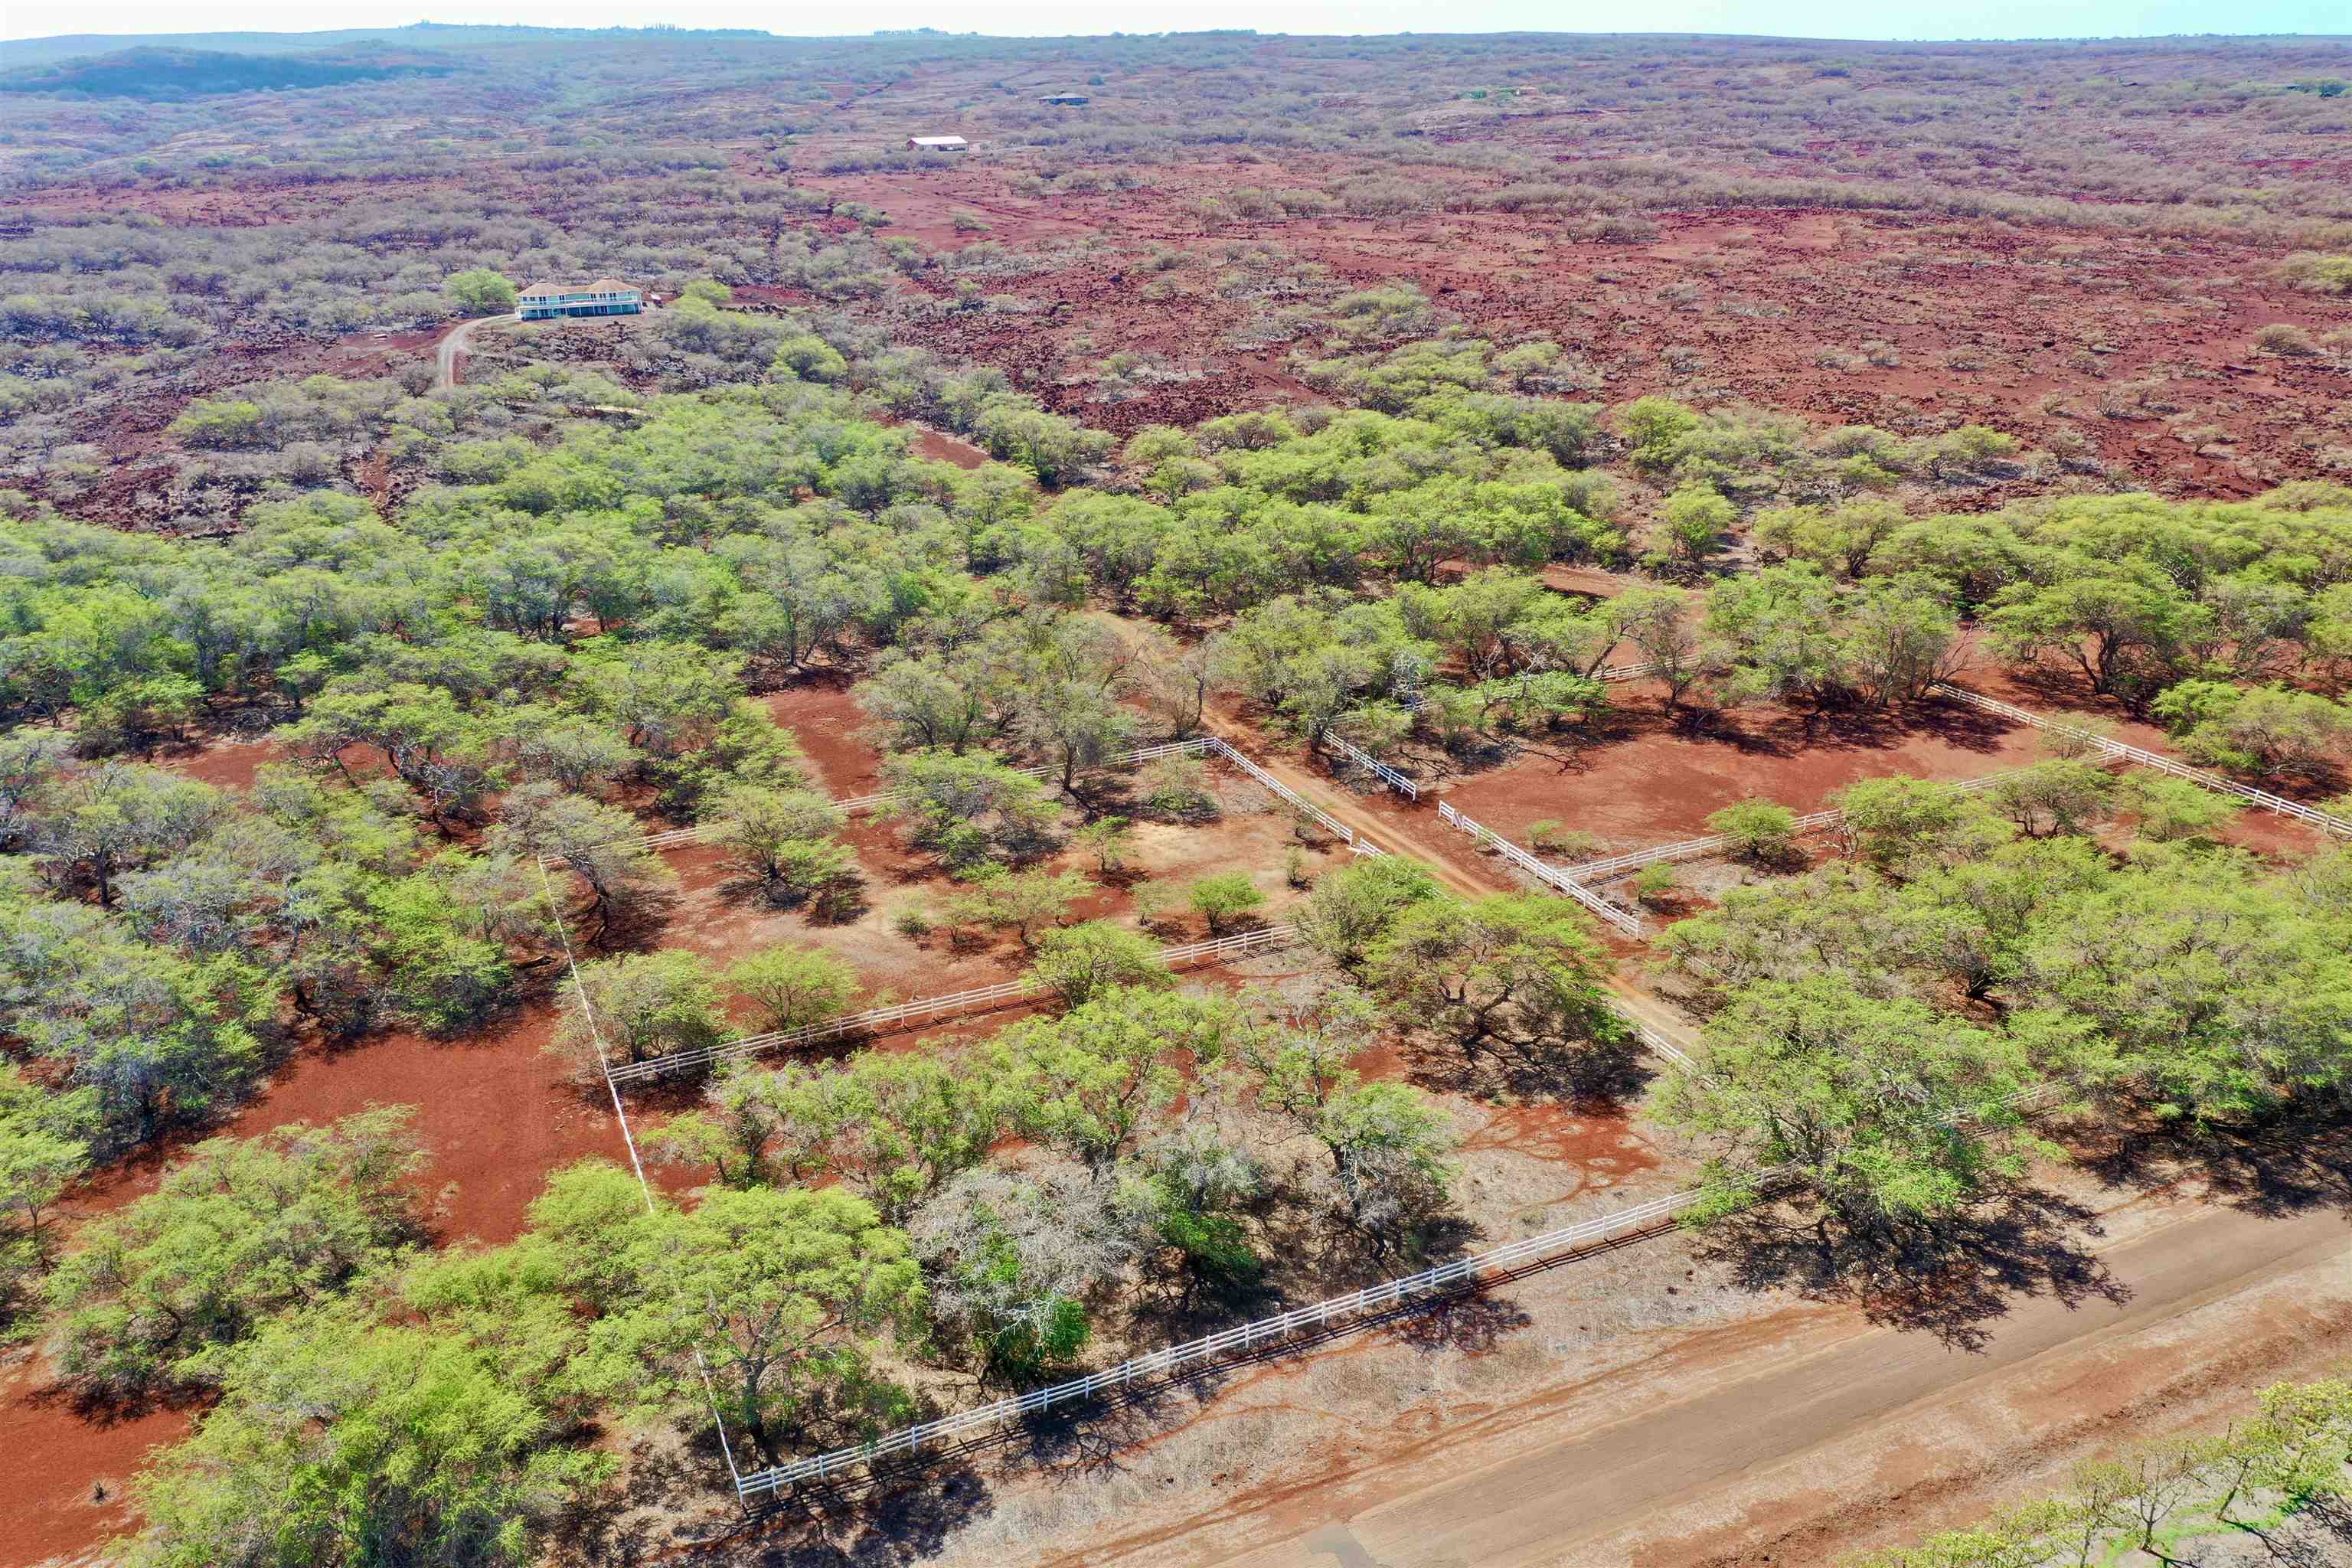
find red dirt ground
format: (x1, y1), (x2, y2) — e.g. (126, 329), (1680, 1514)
(5, 1000), (632, 1567)
(1417, 682), (2041, 858)
(812, 162), (2352, 491)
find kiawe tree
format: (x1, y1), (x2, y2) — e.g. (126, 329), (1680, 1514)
(582, 1184), (922, 1468)
(1655, 976), (2053, 1251)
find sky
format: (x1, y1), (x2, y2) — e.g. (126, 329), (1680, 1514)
(3, 0), (2347, 44)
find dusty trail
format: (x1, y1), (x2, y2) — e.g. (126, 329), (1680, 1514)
(1053, 1197), (2352, 1568)
(435, 311), (514, 389)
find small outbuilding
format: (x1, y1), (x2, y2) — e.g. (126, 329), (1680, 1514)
(1040, 93), (1089, 105)
(907, 136), (969, 152)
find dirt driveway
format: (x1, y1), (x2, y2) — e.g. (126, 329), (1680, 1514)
(436, 311), (515, 388)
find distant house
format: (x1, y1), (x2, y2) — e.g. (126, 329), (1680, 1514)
(908, 136), (969, 152)
(518, 279), (643, 320)
(1040, 93), (1089, 105)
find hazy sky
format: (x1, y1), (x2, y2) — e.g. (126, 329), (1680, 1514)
(5, 0), (2347, 44)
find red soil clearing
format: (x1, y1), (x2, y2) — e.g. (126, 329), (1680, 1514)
(1431, 685), (2043, 852)
(7, 1003), (629, 1566)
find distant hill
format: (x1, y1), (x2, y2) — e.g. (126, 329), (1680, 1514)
(0, 44), (458, 99)
(1, 23), (779, 71)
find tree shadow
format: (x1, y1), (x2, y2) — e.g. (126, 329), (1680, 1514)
(2069, 1100), (2352, 1221)
(586, 883), (684, 952)
(1401, 1029), (1655, 1110)
(1687, 1184), (2127, 1353)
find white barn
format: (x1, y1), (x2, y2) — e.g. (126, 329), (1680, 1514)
(907, 136), (969, 152)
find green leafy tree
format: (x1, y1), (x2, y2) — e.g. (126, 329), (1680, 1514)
(45, 1109), (429, 1396)
(1833, 776), (2013, 876)
(1296, 855), (1440, 969)
(0, 1064), (95, 1265)
(1655, 977), (2052, 1248)
(1987, 759), (2116, 838)
(1365, 892), (1623, 1069)
(881, 751), (1061, 871)
(30, 761), (225, 907)
(583, 1185), (920, 1467)
(1706, 800), (1801, 864)
(1029, 920), (1169, 1008)
(487, 782), (678, 942)
(552, 950), (733, 1076)
(943, 866), (1093, 949)
(655, 1054), (1011, 1215)
(444, 268), (518, 315)
(994, 988), (1243, 1170)
(707, 783), (850, 900)
(126, 1304), (611, 1568)
(2125, 773), (2241, 842)
(2021, 855), (2352, 1122)
(723, 946), (861, 1035)
(1658, 483), (1736, 574)
(1187, 871), (1267, 934)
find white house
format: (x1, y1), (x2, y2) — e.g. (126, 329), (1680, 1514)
(907, 136), (969, 152)
(518, 279), (643, 320)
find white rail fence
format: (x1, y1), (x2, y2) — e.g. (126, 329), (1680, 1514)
(1315, 726), (1420, 801)
(734, 1181), (1711, 1498)
(1933, 684), (2352, 838)
(735, 1042), (2079, 1502)
(1205, 737), (1387, 854)
(1435, 800), (1645, 936)
(604, 923), (1302, 1086)
(1630, 1020), (1697, 1072)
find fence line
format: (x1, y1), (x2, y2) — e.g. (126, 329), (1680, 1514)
(1933, 684), (2352, 838)
(734, 1180), (1713, 1498)
(735, 1042), (2076, 1500)
(531, 858), (747, 1493)
(1206, 737), (1383, 853)
(1315, 726), (1420, 802)
(1436, 799), (1644, 936)
(605, 923), (1302, 1085)
(1631, 1021), (1697, 1072)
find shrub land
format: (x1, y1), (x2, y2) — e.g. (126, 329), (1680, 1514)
(2, 21), (2350, 1568)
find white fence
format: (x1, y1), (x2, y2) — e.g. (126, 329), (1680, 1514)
(1436, 800), (1644, 936)
(1206, 737), (1385, 854)
(1933, 684), (2352, 838)
(604, 923), (1302, 1086)
(1316, 726), (1420, 802)
(734, 1181), (1708, 1498)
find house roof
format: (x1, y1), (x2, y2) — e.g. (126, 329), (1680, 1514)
(518, 279), (634, 299)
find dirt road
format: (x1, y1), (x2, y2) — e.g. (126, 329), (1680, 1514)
(435, 311), (514, 388)
(1109, 1198), (2350, 1568)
